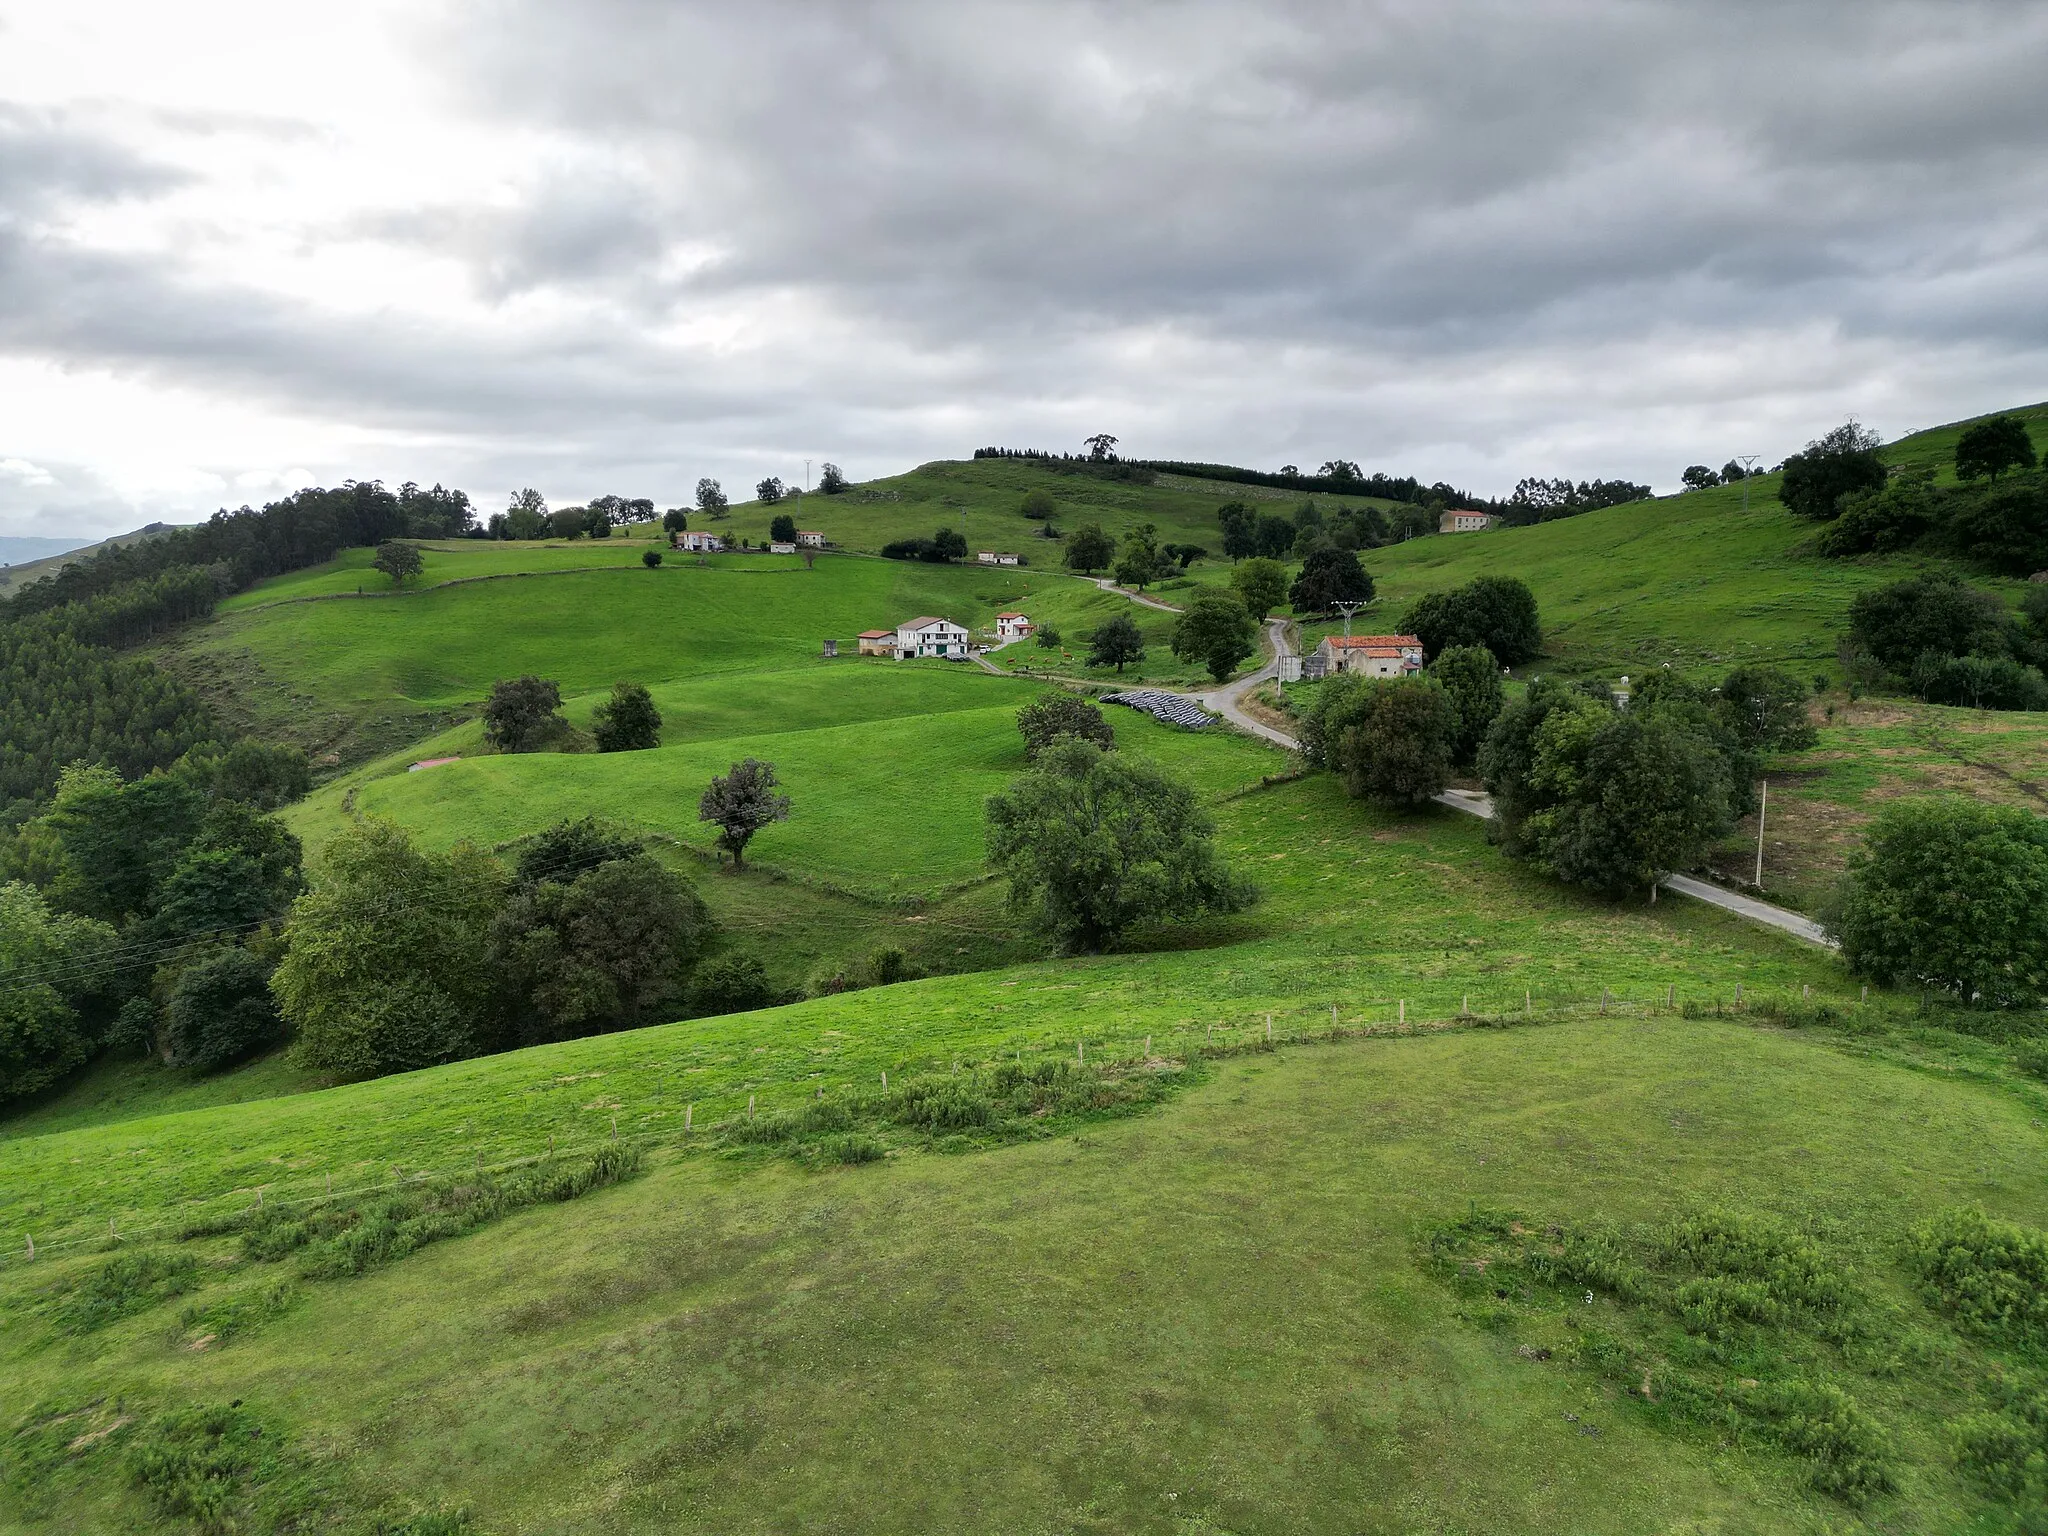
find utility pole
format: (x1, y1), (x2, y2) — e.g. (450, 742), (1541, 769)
(804, 459), (812, 493)
(1334, 601), (1366, 640)
(1736, 454), (1761, 516)
(1754, 777), (1768, 888)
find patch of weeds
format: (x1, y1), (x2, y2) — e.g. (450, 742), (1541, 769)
(49, 1247), (204, 1334)
(195, 1143), (645, 1281)
(719, 1056), (1191, 1163)
(1906, 1206), (2048, 1348)
(2011, 1040), (2048, 1082)
(178, 1277), (301, 1346)
(1422, 1205), (1894, 1502)
(3, 1398), (138, 1511)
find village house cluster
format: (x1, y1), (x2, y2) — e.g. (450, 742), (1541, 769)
(852, 610), (1034, 660)
(670, 529), (826, 553)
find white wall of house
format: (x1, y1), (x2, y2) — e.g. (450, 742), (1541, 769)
(896, 618), (970, 657)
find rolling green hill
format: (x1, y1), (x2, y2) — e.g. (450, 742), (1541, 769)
(8, 409), (2048, 1533)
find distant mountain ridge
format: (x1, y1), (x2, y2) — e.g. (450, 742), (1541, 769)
(0, 522), (179, 596)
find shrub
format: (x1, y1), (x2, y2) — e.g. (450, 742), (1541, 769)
(1907, 1207), (2048, 1347)
(54, 1248), (204, 1333)
(867, 947), (909, 986)
(1829, 799), (2048, 1006)
(164, 946), (284, 1072)
(690, 953), (776, 1015)
(1332, 677), (1457, 807)
(1019, 488), (1056, 519)
(1016, 694), (1114, 760)
(480, 675), (565, 752)
(641, 548), (662, 568)
(1910, 651), (2048, 711)
(1846, 573), (2011, 674)
(592, 680), (662, 751)
(1948, 474), (2048, 576)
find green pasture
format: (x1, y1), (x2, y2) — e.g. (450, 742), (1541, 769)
(296, 696), (1275, 897)
(214, 538), (668, 612)
(7, 1006), (2048, 1531)
(716, 455), (1400, 558)
(5, 771), (1857, 1244)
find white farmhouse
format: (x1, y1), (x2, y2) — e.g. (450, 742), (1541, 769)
(896, 616), (971, 659)
(977, 551), (1022, 566)
(994, 611), (1034, 642)
(1312, 633), (1425, 678)
(675, 530), (724, 552)
(795, 530), (826, 548)
(1438, 509), (1495, 533)
(768, 541), (798, 554)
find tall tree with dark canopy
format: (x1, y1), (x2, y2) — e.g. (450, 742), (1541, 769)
(1404, 576), (1542, 665)
(1217, 501), (1255, 559)
(1778, 420), (1886, 521)
(1016, 694), (1115, 760)
(163, 947), (283, 1071)
(1084, 433), (1119, 461)
(592, 681), (662, 752)
(1288, 547), (1373, 614)
(818, 462), (848, 494)
(1954, 415), (2038, 481)
(769, 512), (797, 543)
(698, 758), (791, 871)
(1428, 644), (1505, 767)
(1716, 666), (1818, 752)
(0, 882), (117, 1103)
(985, 738), (1256, 953)
(1087, 613), (1145, 673)
(695, 478), (729, 519)
(1828, 799), (2048, 1007)
(1231, 558), (1288, 620)
(757, 477), (786, 504)
(1331, 677), (1457, 806)
(1063, 522), (1114, 575)
(272, 819), (505, 1079)
(1681, 465), (1720, 491)
(482, 676), (565, 752)
(1171, 589), (1257, 682)
(1847, 573), (2011, 674)
(487, 846), (712, 1045)
(372, 540), (424, 587)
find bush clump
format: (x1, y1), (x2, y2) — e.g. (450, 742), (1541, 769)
(1906, 1207), (2048, 1347)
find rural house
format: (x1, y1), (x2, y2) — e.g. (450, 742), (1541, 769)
(896, 616), (971, 658)
(1438, 509), (1494, 533)
(994, 611), (1034, 642)
(977, 551), (1022, 566)
(769, 541), (798, 554)
(1312, 634), (1425, 678)
(674, 530), (724, 552)
(795, 530), (826, 548)
(857, 629), (897, 656)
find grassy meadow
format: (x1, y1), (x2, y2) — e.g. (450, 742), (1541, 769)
(8, 408), (2048, 1531)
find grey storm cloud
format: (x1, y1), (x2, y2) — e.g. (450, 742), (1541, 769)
(2, 0), (2047, 535)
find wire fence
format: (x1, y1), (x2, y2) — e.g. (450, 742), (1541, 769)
(0, 977), (1870, 1270)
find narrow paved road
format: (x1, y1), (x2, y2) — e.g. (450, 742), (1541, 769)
(1190, 617), (1296, 748)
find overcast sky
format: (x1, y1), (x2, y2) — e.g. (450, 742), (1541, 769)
(2, 0), (2045, 539)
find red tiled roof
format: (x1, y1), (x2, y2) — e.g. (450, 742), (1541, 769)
(858, 630), (893, 638)
(1324, 633), (1421, 649)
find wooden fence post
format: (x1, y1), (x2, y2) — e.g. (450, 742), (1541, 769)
(1667, 984), (1674, 1010)
(1734, 983), (1742, 1008)
(611, 1113), (619, 1140)
(1398, 1000), (1405, 1024)
(1078, 1041), (1085, 1064)
(685, 1103), (694, 1131)
(1525, 989), (1531, 1014)
(1462, 994), (1469, 1017)
(325, 1172), (332, 1195)
(748, 1094), (756, 1119)
(25, 1234), (34, 1261)
(1145, 1034), (1152, 1056)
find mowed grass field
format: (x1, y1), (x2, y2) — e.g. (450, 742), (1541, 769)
(8, 1006), (2048, 1532)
